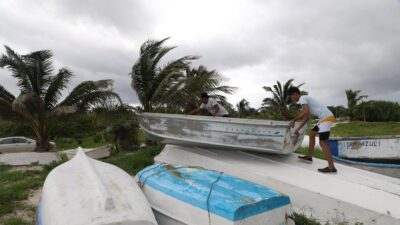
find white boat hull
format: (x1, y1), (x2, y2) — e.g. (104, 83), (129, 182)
(38, 149), (157, 225)
(155, 145), (400, 225)
(138, 113), (306, 154)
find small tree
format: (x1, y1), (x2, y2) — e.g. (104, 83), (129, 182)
(262, 79), (306, 120)
(0, 46), (121, 151)
(345, 89), (367, 120)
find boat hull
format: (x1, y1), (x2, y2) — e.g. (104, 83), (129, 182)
(137, 164), (294, 225)
(154, 144), (400, 224)
(328, 136), (400, 160)
(138, 113), (306, 154)
(39, 149), (157, 225)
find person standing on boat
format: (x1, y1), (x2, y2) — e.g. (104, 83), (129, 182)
(288, 87), (337, 173)
(188, 92), (229, 117)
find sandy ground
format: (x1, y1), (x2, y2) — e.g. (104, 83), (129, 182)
(1, 166), (43, 225)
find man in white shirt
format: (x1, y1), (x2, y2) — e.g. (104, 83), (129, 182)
(288, 87), (337, 173)
(188, 93), (229, 117)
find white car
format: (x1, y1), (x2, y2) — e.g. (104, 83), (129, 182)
(0, 137), (56, 153)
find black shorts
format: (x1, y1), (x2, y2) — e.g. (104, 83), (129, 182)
(311, 125), (330, 141)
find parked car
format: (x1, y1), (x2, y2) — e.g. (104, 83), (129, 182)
(0, 137), (56, 153)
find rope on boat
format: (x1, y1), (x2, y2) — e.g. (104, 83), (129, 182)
(137, 163), (167, 188)
(206, 171), (223, 225)
(332, 156), (400, 168)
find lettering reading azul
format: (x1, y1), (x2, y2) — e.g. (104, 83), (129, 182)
(340, 140), (381, 150)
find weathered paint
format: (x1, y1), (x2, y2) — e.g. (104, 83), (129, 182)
(39, 149), (157, 225)
(138, 113), (306, 154)
(328, 136), (400, 160)
(155, 145), (400, 225)
(137, 164), (294, 225)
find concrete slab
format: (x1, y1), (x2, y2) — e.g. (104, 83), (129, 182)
(0, 152), (60, 166)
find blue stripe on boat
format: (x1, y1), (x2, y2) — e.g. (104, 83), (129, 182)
(37, 201), (43, 225)
(138, 164), (290, 221)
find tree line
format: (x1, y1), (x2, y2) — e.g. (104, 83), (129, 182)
(1, 38), (399, 151)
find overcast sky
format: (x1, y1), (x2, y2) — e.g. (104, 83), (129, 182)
(1, 0), (399, 109)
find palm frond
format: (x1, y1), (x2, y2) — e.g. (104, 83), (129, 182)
(44, 68), (73, 109)
(49, 105), (78, 117)
(0, 45), (32, 92)
(24, 49), (54, 96)
(60, 80), (114, 106)
(0, 83), (15, 103)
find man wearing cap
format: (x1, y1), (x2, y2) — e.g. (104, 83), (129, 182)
(188, 92), (229, 117)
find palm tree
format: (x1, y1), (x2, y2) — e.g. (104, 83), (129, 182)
(130, 38), (235, 112)
(345, 89), (367, 120)
(236, 99), (256, 118)
(182, 65), (235, 112)
(0, 46), (121, 151)
(130, 38), (197, 112)
(261, 79), (305, 120)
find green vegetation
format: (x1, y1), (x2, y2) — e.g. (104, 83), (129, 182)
(130, 38), (235, 113)
(0, 46), (121, 151)
(103, 145), (164, 175)
(55, 134), (108, 150)
(2, 217), (31, 225)
(331, 121), (400, 137)
(0, 165), (42, 217)
(295, 147), (326, 160)
(261, 79), (306, 120)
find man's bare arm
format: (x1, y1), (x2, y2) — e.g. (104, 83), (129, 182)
(290, 105), (310, 133)
(212, 104), (220, 117)
(188, 108), (201, 115)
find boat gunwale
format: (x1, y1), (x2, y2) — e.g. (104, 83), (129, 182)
(140, 125), (289, 154)
(138, 113), (294, 127)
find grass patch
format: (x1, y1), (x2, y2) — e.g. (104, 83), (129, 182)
(291, 212), (321, 225)
(54, 134), (109, 150)
(0, 156), (68, 224)
(331, 121), (400, 137)
(103, 145), (164, 175)
(0, 167), (42, 217)
(2, 217), (31, 225)
(137, 129), (147, 144)
(295, 147), (326, 160)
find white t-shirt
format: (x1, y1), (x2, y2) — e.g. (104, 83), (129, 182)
(299, 96), (333, 120)
(200, 98), (229, 117)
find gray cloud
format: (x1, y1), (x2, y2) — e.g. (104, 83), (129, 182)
(1, 0), (399, 109)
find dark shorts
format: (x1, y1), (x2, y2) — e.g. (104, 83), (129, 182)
(311, 125), (330, 141)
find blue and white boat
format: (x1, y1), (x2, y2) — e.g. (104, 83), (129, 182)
(328, 136), (400, 161)
(137, 164), (294, 225)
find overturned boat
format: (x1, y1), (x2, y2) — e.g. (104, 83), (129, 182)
(38, 148), (157, 225)
(328, 136), (400, 161)
(137, 163), (294, 225)
(137, 113), (306, 154)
